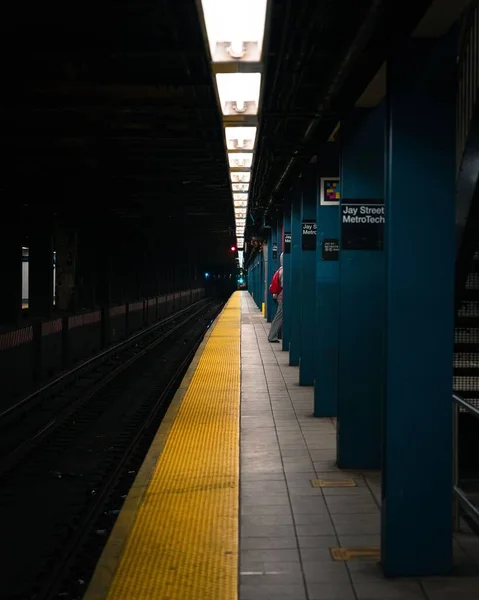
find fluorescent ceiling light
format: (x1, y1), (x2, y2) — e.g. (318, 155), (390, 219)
(234, 200), (248, 208)
(200, 0), (268, 63)
(235, 209), (247, 217)
(233, 193), (248, 201)
(228, 152), (253, 169)
(225, 126), (257, 151)
(216, 73), (261, 116)
(236, 220), (246, 228)
(232, 183), (249, 192)
(230, 171), (251, 183)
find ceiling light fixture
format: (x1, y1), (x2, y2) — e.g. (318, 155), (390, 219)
(228, 152), (253, 169)
(232, 183), (249, 192)
(231, 171), (251, 183)
(200, 0), (268, 63)
(225, 126), (257, 151)
(216, 73), (261, 116)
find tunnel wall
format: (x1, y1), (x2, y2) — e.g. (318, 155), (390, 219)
(0, 286), (205, 409)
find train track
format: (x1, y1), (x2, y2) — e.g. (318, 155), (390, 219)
(0, 299), (222, 600)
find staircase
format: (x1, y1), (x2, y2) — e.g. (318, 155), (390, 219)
(455, 251), (479, 409)
(454, 0), (479, 512)
(454, 0), (479, 408)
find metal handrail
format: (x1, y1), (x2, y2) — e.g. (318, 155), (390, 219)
(453, 393), (479, 419)
(452, 393), (479, 531)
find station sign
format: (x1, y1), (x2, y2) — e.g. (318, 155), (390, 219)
(341, 199), (384, 251)
(320, 177), (340, 205)
(284, 232), (291, 254)
(322, 239), (339, 261)
(272, 242), (278, 259)
(302, 220), (317, 251)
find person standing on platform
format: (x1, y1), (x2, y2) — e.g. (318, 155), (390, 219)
(268, 252), (283, 343)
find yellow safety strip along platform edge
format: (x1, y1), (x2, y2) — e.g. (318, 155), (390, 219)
(87, 293), (241, 600)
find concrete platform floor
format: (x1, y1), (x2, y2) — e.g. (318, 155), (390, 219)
(240, 292), (479, 600)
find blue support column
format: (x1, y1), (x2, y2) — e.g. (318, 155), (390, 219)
(282, 203), (292, 352)
(314, 146), (340, 416)
(289, 180), (302, 365)
(337, 105), (385, 469)
(299, 165), (318, 386)
(381, 37), (456, 577)
(267, 221), (280, 322)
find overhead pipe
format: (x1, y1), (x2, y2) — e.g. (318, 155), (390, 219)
(264, 0), (386, 215)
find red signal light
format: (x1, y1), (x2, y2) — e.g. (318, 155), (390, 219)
(230, 245), (236, 252)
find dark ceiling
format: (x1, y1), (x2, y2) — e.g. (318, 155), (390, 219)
(2, 0), (233, 264)
(2, 0), (435, 264)
(250, 0), (436, 227)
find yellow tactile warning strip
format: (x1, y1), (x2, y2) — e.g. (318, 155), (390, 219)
(85, 293), (241, 600)
(330, 547), (380, 561)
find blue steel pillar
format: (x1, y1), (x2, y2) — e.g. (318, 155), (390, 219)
(299, 165), (317, 385)
(282, 203), (292, 352)
(381, 37), (456, 577)
(337, 105), (385, 469)
(314, 145), (340, 416)
(267, 221), (280, 322)
(289, 179), (302, 366)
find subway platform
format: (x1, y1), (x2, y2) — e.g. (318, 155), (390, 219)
(85, 291), (479, 600)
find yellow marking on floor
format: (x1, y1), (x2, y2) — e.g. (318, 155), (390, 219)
(88, 294), (241, 600)
(330, 547), (380, 561)
(311, 479), (356, 488)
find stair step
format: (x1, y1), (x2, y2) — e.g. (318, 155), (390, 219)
(455, 327), (479, 344)
(457, 301), (479, 318)
(454, 352), (479, 366)
(453, 376), (479, 392)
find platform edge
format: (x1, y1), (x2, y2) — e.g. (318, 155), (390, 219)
(83, 302), (225, 600)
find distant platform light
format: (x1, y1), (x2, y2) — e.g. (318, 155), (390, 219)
(225, 126), (257, 151)
(200, 0), (268, 64)
(232, 183), (249, 192)
(234, 200), (248, 208)
(233, 193), (248, 201)
(205, 272), (210, 279)
(231, 171), (251, 183)
(238, 278), (245, 284)
(228, 152), (253, 169)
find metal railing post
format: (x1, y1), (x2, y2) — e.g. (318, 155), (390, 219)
(452, 400), (460, 531)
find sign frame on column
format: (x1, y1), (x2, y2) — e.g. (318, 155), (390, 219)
(320, 177), (340, 206)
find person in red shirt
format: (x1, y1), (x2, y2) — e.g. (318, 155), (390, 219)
(268, 253), (283, 343)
